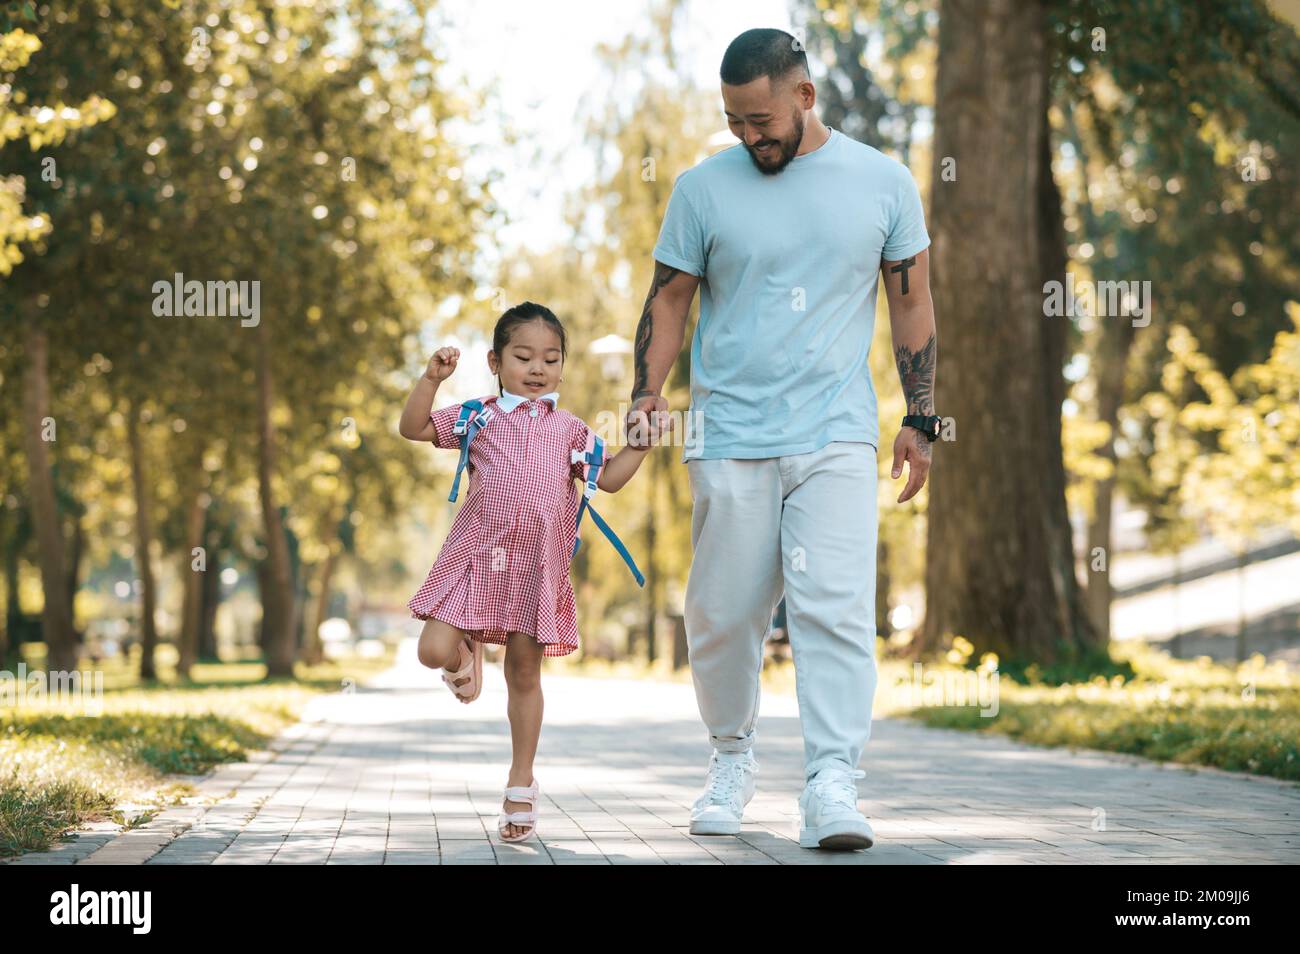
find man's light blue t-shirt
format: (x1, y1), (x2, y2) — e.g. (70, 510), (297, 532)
(652, 127), (930, 462)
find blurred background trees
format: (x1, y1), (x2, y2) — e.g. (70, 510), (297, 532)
(1, 0), (1297, 681)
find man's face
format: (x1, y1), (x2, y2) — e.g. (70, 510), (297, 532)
(721, 74), (807, 175)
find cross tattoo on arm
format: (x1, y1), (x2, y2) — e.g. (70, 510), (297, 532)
(889, 256), (917, 295)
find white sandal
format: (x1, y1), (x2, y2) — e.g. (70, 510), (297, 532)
(497, 777), (539, 843)
(441, 637), (482, 703)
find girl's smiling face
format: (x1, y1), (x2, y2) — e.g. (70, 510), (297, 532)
(488, 318), (564, 397)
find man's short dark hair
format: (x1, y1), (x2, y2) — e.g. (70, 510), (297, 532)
(720, 28), (809, 86)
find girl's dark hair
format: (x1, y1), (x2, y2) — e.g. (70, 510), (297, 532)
(491, 301), (567, 396)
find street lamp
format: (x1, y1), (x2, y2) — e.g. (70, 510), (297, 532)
(589, 333), (632, 385)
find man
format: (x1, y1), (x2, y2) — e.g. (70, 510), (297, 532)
(624, 27), (939, 851)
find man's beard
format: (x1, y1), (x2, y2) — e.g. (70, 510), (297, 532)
(744, 110), (805, 175)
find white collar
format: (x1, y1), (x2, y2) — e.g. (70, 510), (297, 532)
(496, 388), (560, 413)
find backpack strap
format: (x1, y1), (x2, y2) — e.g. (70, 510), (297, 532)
(447, 399), (494, 502)
(570, 432), (645, 587)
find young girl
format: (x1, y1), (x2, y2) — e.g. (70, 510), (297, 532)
(397, 301), (650, 844)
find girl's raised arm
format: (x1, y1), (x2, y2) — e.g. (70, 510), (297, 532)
(399, 347), (460, 442)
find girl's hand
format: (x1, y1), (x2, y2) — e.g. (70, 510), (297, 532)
(624, 393), (672, 449)
(425, 347), (460, 382)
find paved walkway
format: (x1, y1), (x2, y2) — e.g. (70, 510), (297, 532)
(7, 638), (1299, 864)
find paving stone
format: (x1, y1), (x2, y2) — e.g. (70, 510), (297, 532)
(4, 636), (1292, 866)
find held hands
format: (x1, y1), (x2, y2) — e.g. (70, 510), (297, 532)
(891, 426), (932, 503)
(424, 346), (459, 382)
(624, 393), (673, 449)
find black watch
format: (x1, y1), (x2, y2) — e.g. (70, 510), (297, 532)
(902, 414), (941, 442)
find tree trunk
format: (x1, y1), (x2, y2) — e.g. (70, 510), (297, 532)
(65, 511), (84, 632)
(177, 448), (210, 678)
(1, 526), (19, 669)
(3, 504), (34, 669)
(256, 320), (297, 676)
(127, 398), (160, 680)
(198, 527), (221, 661)
(1235, 544), (1248, 664)
(671, 612), (688, 670)
(875, 536), (892, 641)
(1083, 319), (1135, 642)
(291, 530), (306, 653)
(1170, 547), (1182, 657)
(303, 549), (336, 667)
(302, 505), (342, 667)
(21, 325), (77, 672)
(1063, 101), (1135, 647)
(920, 0), (1097, 664)
(255, 559), (271, 653)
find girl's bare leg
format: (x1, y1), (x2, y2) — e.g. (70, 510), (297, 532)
(501, 631), (545, 838)
(416, 617), (475, 703)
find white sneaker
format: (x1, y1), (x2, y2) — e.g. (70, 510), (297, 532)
(689, 750), (758, 835)
(797, 766), (874, 850)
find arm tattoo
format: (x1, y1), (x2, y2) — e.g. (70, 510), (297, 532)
(889, 256), (917, 295)
(632, 261), (680, 400)
(895, 333), (936, 416)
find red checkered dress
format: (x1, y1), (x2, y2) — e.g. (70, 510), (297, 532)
(407, 394), (611, 657)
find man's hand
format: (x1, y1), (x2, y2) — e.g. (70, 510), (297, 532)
(891, 426), (932, 503)
(624, 392), (674, 449)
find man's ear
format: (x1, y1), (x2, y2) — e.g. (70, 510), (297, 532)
(796, 74), (816, 110)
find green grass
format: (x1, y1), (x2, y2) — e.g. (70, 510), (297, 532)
(554, 636), (1299, 784)
(887, 639), (1300, 783)
(0, 642), (396, 858)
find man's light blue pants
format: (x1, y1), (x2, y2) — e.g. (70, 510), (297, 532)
(684, 440), (879, 783)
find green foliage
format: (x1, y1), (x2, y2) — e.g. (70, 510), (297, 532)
(0, 22), (114, 275)
(901, 644), (1300, 781)
(1048, 0), (1300, 528)
(1144, 304), (1300, 547)
(938, 631), (1136, 685)
(996, 644), (1137, 686)
(0, 0), (488, 651)
(4, 0), (1297, 671)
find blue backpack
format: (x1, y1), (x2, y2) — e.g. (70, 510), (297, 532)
(446, 399), (645, 587)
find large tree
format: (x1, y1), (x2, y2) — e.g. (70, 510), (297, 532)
(920, 0), (1096, 663)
